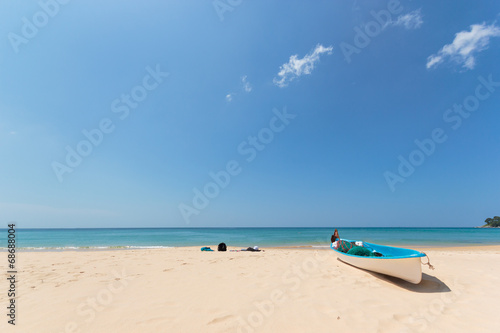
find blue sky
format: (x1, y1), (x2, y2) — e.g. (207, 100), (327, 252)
(0, 0), (499, 228)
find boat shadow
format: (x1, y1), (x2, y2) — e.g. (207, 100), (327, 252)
(338, 259), (450, 293)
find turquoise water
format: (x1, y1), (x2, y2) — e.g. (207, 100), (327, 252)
(2, 227), (500, 250)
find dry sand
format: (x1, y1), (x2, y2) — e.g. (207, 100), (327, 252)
(2, 245), (500, 333)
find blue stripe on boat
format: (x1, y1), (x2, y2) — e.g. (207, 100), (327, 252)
(331, 239), (426, 259)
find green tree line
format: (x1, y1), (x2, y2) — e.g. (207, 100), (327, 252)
(484, 216), (500, 227)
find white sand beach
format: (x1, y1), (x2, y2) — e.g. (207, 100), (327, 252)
(2, 246), (500, 333)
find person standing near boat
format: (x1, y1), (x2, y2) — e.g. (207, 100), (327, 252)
(331, 229), (355, 252)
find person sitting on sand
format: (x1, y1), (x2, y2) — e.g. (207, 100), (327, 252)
(331, 229), (380, 257)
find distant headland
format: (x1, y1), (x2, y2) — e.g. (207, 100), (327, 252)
(478, 216), (500, 228)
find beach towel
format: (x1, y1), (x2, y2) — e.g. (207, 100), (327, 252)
(241, 247), (261, 252)
(201, 247), (214, 251)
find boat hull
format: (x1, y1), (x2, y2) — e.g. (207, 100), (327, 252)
(331, 240), (425, 284)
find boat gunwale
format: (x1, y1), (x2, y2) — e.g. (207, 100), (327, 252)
(330, 239), (426, 259)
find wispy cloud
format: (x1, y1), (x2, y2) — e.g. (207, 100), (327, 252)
(273, 44), (333, 88)
(392, 9), (423, 30)
(426, 22), (500, 70)
(225, 75), (252, 102)
(242, 75), (252, 92)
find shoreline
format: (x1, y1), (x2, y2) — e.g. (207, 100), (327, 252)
(7, 243), (500, 252)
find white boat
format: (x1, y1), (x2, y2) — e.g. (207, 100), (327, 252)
(331, 239), (427, 284)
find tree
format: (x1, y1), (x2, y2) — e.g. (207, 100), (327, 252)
(484, 216), (500, 227)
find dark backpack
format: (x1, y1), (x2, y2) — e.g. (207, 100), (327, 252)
(217, 243), (227, 251)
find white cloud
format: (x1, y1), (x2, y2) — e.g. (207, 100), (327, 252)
(426, 22), (500, 70)
(273, 44), (333, 88)
(393, 9), (423, 30)
(426, 55), (442, 69)
(225, 75), (252, 102)
(241, 75), (252, 92)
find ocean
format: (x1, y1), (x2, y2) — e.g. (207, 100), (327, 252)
(2, 227), (500, 250)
